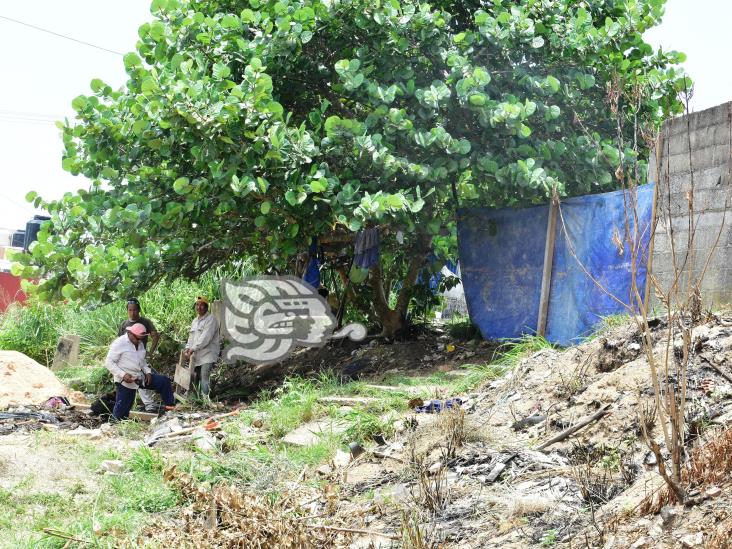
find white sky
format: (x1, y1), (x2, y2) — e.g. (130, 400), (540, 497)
(0, 0), (730, 232)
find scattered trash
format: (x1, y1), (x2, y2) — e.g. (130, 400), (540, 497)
(414, 398), (464, 414)
(349, 442), (365, 459)
(42, 396), (71, 410)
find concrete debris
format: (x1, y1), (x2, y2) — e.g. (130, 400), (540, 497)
(333, 449), (351, 468)
(192, 428), (216, 452)
(679, 532), (704, 548)
(316, 464), (333, 476)
(660, 505), (680, 526)
(705, 485), (722, 498)
(66, 427), (103, 439)
(99, 460), (125, 474)
(282, 419), (349, 446)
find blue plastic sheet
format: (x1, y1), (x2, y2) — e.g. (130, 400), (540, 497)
(457, 184), (654, 346)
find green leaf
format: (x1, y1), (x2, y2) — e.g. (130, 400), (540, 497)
(123, 53), (142, 70)
(221, 14), (241, 29)
(101, 167), (119, 179)
(260, 201), (272, 214)
(309, 178), (328, 193)
(545, 75), (560, 94)
(213, 63), (231, 79)
(90, 78), (105, 93)
(67, 257), (83, 272)
(469, 93), (486, 106)
(25, 191), (38, 202)
(71, 96), (88, 111)
(61, 284), (76, 299)
(173, 177), (191, 194)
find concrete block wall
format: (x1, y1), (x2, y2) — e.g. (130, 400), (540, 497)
(650, 101), (732, 307)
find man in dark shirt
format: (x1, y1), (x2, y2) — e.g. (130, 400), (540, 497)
(117, 298), (160, 354)
(117, 298), (161, 412)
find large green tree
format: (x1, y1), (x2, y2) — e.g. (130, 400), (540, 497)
(16, 0), (687, 336)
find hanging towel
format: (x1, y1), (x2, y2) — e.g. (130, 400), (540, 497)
(353, 227), (380, 269)
(303, 237), (321, 288)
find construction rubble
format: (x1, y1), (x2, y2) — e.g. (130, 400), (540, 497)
(6, 316), (732, 547)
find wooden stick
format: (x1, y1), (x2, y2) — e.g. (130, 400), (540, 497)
(537, 197), (559, 337)
(706, 360), (732, 385)
(42, 529), (91, 545)
(309, 525), (399, 540)
(70, 403), (156, 422)
(536, 404), (612, 451)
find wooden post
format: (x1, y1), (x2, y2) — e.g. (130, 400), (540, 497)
(537, 198), (558, 337)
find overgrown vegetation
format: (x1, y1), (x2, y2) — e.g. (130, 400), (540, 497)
(14, 0), (688, 338)
(0, 269), (223, 366)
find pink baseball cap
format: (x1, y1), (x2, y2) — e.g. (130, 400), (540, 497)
(125, 323), (149, 337)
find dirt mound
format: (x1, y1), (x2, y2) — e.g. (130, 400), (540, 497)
(0, 351), (71, 408)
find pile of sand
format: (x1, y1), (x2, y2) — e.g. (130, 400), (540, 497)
(0, 350), (71, 408)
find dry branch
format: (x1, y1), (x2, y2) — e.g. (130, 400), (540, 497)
(536, 404), (612, 451)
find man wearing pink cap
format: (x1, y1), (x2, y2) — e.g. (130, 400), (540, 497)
(105, 322), (175, 421)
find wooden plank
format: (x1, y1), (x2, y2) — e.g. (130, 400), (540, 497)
(174, 350), (191, 391)
(71, 403), (157, 422)
(537, 198), (558, 337)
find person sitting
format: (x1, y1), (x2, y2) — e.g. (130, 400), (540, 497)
(105, 323), (175, 421)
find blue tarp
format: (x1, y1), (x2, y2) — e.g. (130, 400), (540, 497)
(457, 184), (654, 346)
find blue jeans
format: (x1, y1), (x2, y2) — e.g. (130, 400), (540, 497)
(112, 373), (175, 420)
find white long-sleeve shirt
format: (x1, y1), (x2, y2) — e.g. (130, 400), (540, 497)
(105, 334), (150, 389)
(185, 313), (220, 367)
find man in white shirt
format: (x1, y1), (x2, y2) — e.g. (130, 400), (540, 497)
(105, 323), (175, 421)
(183, 296), (220, 399)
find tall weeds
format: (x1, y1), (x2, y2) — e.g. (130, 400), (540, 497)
(0, 267), (245, 366)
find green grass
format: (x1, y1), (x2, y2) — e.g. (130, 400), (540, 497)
(445, 314), (482, 340)
(0, 264), (255, 368)
(584, 313), (632, 341)
(0, 439), (178, 549)
(0, 301), (64, 365)
(492, 334), (555, 366)
(55, 366), (112, 394)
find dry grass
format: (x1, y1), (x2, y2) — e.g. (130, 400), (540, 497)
(144, 465), (343, 548)
(706, 515), (732, 549)
(409, 456), (450, 514)
(400, 511), (439, 549)
(506, 496), (553, 518)
(640, 425), (732, 513)
(439, 408), (466, 460)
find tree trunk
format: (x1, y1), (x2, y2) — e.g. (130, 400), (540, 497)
(369, 235), (432, 338)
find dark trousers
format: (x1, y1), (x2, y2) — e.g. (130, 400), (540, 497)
(113, 373), (175, 420)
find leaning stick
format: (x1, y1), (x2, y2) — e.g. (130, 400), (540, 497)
(536, 404), (612, 451)
(42, 529), (91, 546)
(705, 360), (732, 386)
